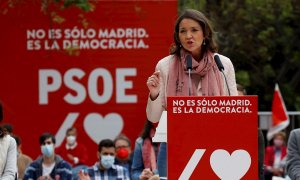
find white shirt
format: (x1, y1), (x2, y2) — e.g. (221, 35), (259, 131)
(42, 162), (55, 176)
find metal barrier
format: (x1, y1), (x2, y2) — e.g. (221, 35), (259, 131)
(259, 111), (300, 130)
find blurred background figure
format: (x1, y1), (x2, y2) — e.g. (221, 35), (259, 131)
(0, 101), (17, 179)
(12, 135), (33, 180)
(132, 120), (159, 180)
(264, 132), (287, 180)
(2, 123), (13, 135)
(237, 84), (247, 96)
(114, 134), (133, 177)
(56, 127), (88, 179)
(23, 132), (72, 179)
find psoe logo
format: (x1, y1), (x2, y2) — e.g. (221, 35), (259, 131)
(179, 149), (251, 180)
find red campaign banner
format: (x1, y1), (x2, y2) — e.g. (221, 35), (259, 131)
(168, 96), (258, 179)
(0, 1), (177, 165)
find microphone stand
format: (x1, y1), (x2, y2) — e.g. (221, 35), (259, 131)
(186, 54), (193, 96)
(220, 70), (231, 96)
(188, 68), (192, 96)
(214, 54), (231, 96)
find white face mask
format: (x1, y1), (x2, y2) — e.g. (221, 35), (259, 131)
(67, 135), (76, 145)
(101, 155), (115, 169)
(41, 144), (54, 157)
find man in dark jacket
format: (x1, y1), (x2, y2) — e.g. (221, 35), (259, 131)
(23, 133), (72, 180)
(286, 129), (300, 179)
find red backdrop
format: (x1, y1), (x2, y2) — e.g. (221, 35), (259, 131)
(0, 0), (177, 165)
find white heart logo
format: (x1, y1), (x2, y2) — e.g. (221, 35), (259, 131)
(84, 113), (123, 144)
(210, 149), (251, 180)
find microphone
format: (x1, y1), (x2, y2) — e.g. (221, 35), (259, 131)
(186, 55), (193, 96)
(214, 54), (230, 95)
(214, 54), (224, 71)
(186, 54), (193, 70)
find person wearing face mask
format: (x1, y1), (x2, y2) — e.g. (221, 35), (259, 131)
(56, 127), (88, 179)
(264, 132), (287, 180)
(23, 132), (72, 180)
(113, 134), (133, 178)
(78, 139), (129, 180)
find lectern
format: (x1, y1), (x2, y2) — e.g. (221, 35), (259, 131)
(153, 96), (258, 179)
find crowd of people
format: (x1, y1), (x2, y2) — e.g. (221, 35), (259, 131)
(0, 8), (299, 180)
(0, 121), (159, 180)
(0, 117), (297, 180)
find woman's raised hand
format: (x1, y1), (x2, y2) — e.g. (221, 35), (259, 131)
(146, 71), (160, 100)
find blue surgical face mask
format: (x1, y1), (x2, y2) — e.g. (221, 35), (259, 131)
(100, 155), (115, 169)
(41, 144), (54, 158)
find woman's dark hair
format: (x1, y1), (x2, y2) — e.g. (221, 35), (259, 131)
(0, 101), (6, 138)
(0, 126), (7, 138)
(140, 120), (155, 140)
(170, 9), (218, 56)
(2, 123), (13, 134)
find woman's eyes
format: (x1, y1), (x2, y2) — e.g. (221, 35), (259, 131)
(179, 29), (199, 33)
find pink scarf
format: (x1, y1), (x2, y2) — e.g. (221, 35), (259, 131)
(142, 138), (157, 171)
(167, 49), (225, 102)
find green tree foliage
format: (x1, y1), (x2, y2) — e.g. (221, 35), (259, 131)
(1, 0), (96, 55)
(53, 0), (95, 12)
(1, 0), (95, 25)
(179, 0), (300, 110)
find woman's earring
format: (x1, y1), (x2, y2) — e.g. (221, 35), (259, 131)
(179, 44), (182, 47)
(203, 40), (206, 45)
